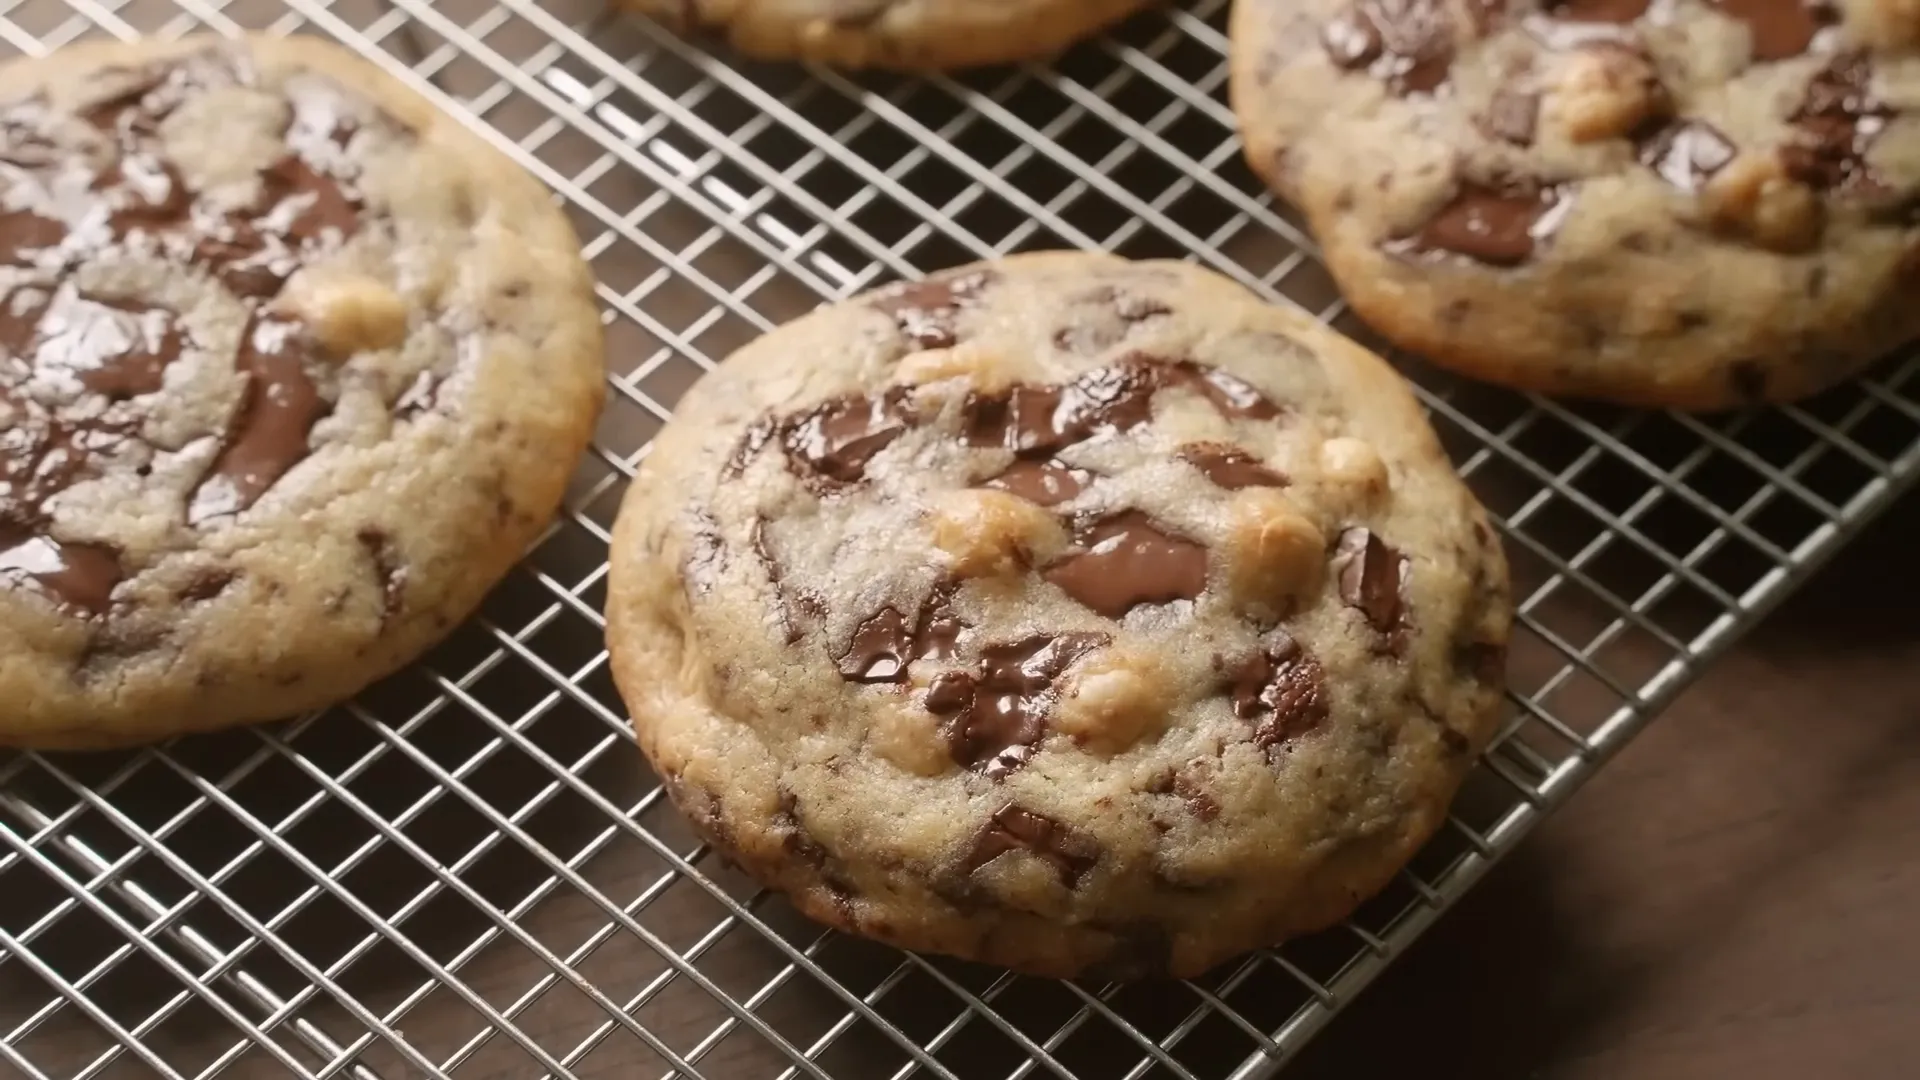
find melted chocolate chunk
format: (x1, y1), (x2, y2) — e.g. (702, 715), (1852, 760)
(836, 583), (967, 684)
(96, 153), (192, 233)
(33, 287), (185, 400)
(1638, 120), (1737, 193)
(1332, 526), (1411, 647)
(356, 527), (406, 623)
(191, 218), (298, 299)
(1045, 510), (1207, 618)
(1783, 53), (1893, 193)
(964, 362), (1162, 454)
(1396, 184), (1567, 266)
(0, 528), (123, 615)
(963, 803), (1100, 888)
(0, 209), (67, 267)
(924, 632), (1107, 772)
(81, 51), (240, 139)
(1225, 635), (1331, 748)
(1322, 0), (1455, 96)
(1166, 359), (1284, 420)
(187, 312), (331, 524)
(254, 155), (362, 245)
(869, 270), (996, 350)
(778, 388), (913, 486)
(0, 286), (178, 612)
(1482, 89), (1540, 147)
(979, 744), (1034, 782)
(1178, 443), (1287, 490)
(80, 68), (179, 137)
(1710, 0), (1836, 62)
(979, 458), (1092, 506)
(964, 356), (1282, 457)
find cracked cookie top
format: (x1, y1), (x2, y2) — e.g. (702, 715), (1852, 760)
(1231, 0), (1920, 408)
(606, 251), (1510, 979)
(0, 36), (603, 747)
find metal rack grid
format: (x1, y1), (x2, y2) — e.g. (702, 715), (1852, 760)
(1, 0), (1917, 1075)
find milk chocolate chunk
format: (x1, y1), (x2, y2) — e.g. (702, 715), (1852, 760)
(923, 632), (1107, 771)
(1045, 510), (1207, 618)
(836, 583), (965, 683)
(1783, 53), (1893, 193)
(97, 153), (193, 232)
(0, 209), (67, 267)
(1322, 0), (1455, 96)
(1225, 635), (1331, 748)
(1178, 443), (1287, 490)
(0, 529), (123, 615)
(35, 288), (185, 400)
(869, 270), (995, 350)
(964, 362), (1161, 454)
(1165, 359), (1284, 420)
(187, 312), (330, 524)
(980, 458), (1092, 506)
(1397, 184), (1565, 266)
(254, 155), (362, 245)
(1333, 526), (1410, 643)
(1639, 120), (1737, 192)
(964, 802), (1100, 887)
(779, 387), (912, 486)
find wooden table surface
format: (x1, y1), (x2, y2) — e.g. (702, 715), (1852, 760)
(1288, 494), (1920, 1080)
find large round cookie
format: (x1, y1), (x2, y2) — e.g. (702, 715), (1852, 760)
(627, 0), (1150, 69)
(1230, 0), (1920, 410)
(0, 36), (604, 747)
(605, 253), (1510, 979)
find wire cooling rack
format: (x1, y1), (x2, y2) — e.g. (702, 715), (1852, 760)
(3, 0), (1919, 1076)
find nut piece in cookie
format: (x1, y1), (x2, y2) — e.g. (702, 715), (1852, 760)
(929, 488), (1069, 578)
(275, 268), (410, 357)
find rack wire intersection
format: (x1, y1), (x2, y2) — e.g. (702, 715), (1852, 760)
(2, 0), (1918, 1077)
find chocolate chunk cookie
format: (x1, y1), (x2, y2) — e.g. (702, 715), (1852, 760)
(0, 36), (604, 747)
(624, 0), (1150, 69)
(1230, 0), (1920, 409)
(605, 253), (1510, 979)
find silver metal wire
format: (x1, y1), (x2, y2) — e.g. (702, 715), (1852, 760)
(1, 0), (1917, 1077)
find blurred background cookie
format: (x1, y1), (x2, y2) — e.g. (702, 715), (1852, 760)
(1230, 0), (1920, 409)
(0, 35), (604, 747)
